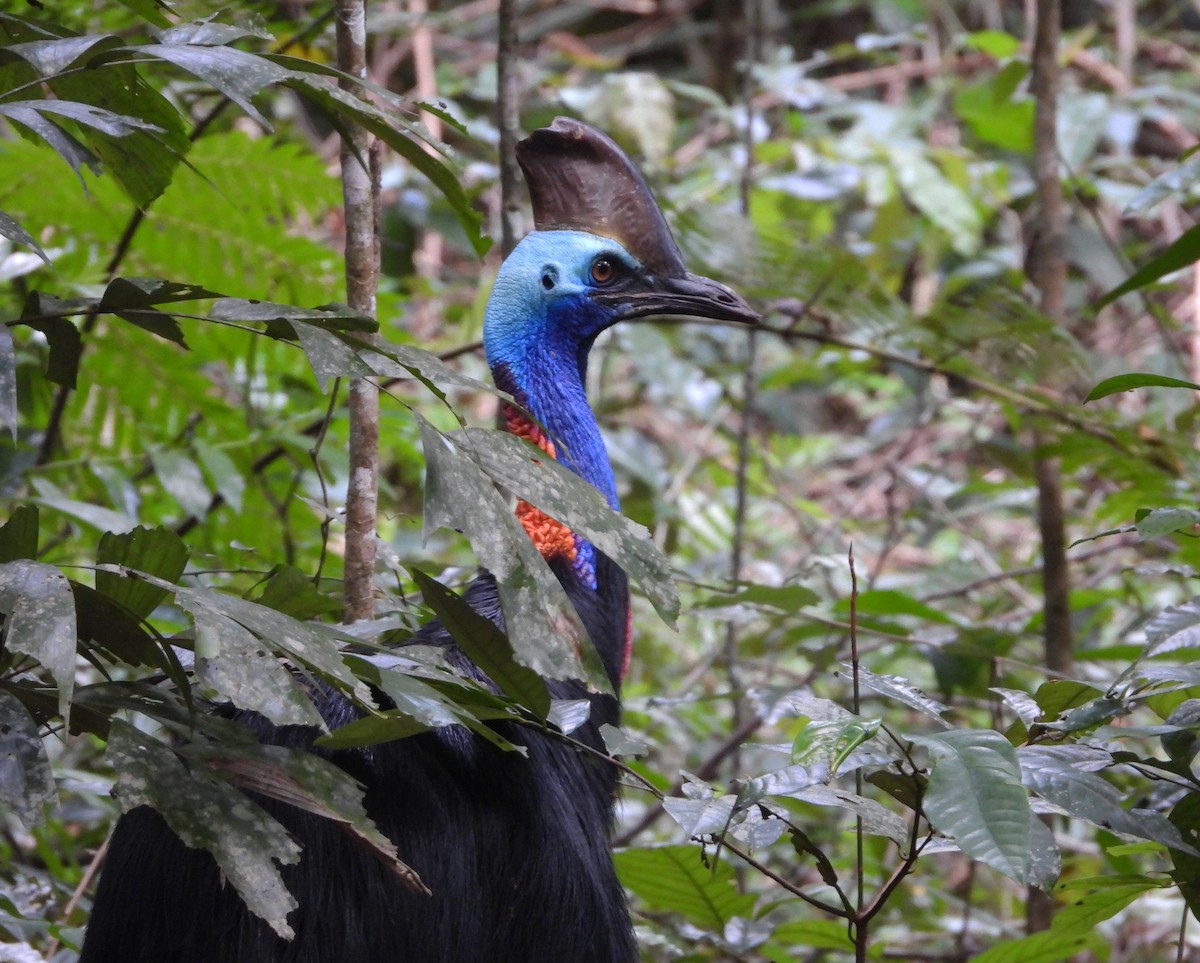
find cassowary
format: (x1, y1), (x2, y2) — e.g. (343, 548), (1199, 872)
(79, 118), (757, 963)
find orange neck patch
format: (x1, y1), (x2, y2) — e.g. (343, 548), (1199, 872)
(503, 405), (579, 564)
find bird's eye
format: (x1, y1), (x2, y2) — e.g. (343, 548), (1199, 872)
(590, 257), (616, 285)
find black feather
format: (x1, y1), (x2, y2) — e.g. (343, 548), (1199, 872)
(79, 556), (636, 963)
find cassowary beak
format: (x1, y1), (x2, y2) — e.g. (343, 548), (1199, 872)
(591, 271), (760, 325)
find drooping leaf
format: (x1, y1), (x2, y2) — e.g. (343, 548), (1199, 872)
(279, 73), (489, 255)
(0, 505), (38, 563)
(3, 34), (119, 77)
(790, 785), (911, 847)
(1143, 598), (1200, 659)
(128, 43), (290, 129)
(1125, 150), (1200, 215)
(968, 928), (1103, 963)
(846, 665), (950, 723)
(113, 0), (174, 27)
(1097, 222), (1200, 308)
(410, 568), (550, 719)
(418, 414), (597, 688)
(0, 689), (58, 826)
(95, 526), (188, 620)
(1052, 876), (1164, 935)
(72, 582), (166, 675)
(191, 605), (323, 728)
(292, 319), (373, 388)
(614, 846), (758, 932)
(153, 19), (271, 48)
(50, 60), (188, 206)
(105, 722), (301, 938)
(0, 208), (49, 264)
(1085, 372), (1200, 401)
(161, 579), (372, 703)
(911, 729), (1031, 882)
(0, 560), (77, 719)
(1019, 745), (1196, 853)
(453, 427), (678, 624)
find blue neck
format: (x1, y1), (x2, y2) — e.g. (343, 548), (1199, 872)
(491, 340), (619, 511)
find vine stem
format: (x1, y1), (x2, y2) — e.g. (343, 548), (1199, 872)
(336, 0), (381, 624)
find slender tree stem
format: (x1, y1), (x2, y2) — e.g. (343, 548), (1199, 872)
(1028, 0), (1069, 934)
(336, 0), (381, 624)
(497, 0), (522, 258)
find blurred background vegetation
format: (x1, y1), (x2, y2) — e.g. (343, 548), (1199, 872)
(4, 0), (1200, 960)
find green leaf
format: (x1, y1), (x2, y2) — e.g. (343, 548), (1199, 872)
(1134, 507), (1200, 538)
(969, 928), (1104, 963)
(114, 0), (174, 29)
(1143, 598), (1200, 659)
(1125, 151), (1200, 215)
(1097, 222), (1200, 308)
(280, 73), (489, 255)
(128, 43), (290, 129)
(1052, 877), (1162, 934)
(20, 304), (83, 388)
(1019, 745), (1196, 853)
(849, 665), (950, 722)
(0, 505), (38, 563)
(149, 448), (212, 518)
(418, 414), (597, 687)
(0, 689), (58, 826)
(252, 565), (341, 621)
(95, 525), (188, 620)
(106, 722), (301, 938)
(292, 319), (373, 388)
(3, 34), (118, 77)
(1085, 372), (1200, 401)
(911, 729), (1031, 882)
(695, 582), (819, 613)
(0, 560), (77, 719)
(0, 208), (49, 264)
(317, 710), (431, 749)
(191, 605), (323, 727)
(410, 568), (551, 719)
(454, 427), (679, 624)
(953, 62), (1034, 152)
(853, 588), (959, 625)
(962, 30), (1022, 57)
(157, 577), (371, 703)
(50, 61), (188, 206)
(72, 582), (162, 668)
(614, 845), (758, 931)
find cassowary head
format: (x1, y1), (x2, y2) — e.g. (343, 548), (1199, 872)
(484, 118), (758, 368)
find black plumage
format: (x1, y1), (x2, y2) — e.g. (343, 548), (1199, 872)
(79, 118), (756, 963)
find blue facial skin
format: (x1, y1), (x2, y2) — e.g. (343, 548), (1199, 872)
(484, 230), (643, 514)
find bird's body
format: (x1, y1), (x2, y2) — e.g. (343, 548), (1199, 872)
(79, 119), (755, 963)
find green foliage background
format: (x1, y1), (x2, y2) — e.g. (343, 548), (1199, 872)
(3, 1), (1200, 960)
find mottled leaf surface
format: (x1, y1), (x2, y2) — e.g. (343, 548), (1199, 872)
(0, 690), (58, 825)
(454, 427), (678, 623)
(0, 560), (76, 718)
(106, 722), (301, 937)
